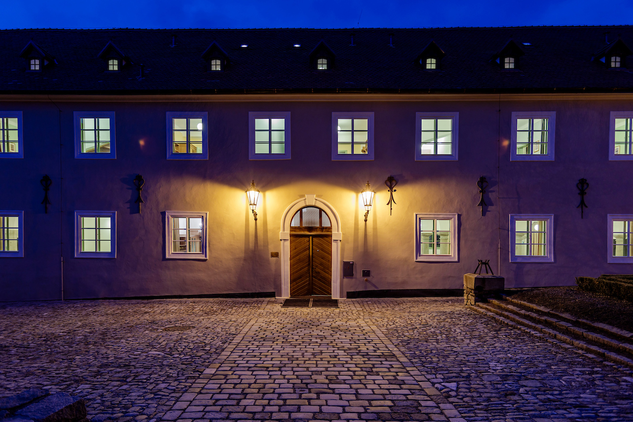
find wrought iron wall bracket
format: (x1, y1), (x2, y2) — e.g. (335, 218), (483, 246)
(476, 176), (488, 216)
(576, 178), (589, 219)
(133, 174), (145, 214)
(385, 176), (398, 216)
(40, 175), (52, 214)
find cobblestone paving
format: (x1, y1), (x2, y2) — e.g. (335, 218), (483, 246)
(1, 298), (633, 422)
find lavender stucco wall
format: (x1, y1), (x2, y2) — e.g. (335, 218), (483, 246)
(1, 95), (632, 301)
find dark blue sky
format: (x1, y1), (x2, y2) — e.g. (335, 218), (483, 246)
(1, 0), (632, 29)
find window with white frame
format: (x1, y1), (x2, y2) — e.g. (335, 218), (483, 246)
(210, 59), (222, 71)
(108, 59), (119, 71)
(426, 58), (437, 69)
(73, 112), (116, 159)
(317, 58), (328, 70)
(608, 215), (633, 263)
(504, 57), (515, 69)
(416, 112), (459, 161)
(332, 112), (374, 160)
(510, 112), (556, 161)
(0, 211), (24, 258)
(75, 211), (116, 258)
(30, 59), (40, 71)
(415, 213), (458, 262)
(165, 211), (208, 260)
(509, 214), (554, 263)
(611, 56), (621, 68)
(0, 112), (23, 158)
(166, 112), (208, 160)
(609, 112), (633, 160)
(248, 112), (291, 160)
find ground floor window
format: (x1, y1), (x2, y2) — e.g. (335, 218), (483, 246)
(75, 211), (117, 258)
(415, 213), (458, 262)
(0, 211), (23, 257)
(165, 211), (208, 259)
(608, 215), (633, 263)
(509, 214), (554, 262)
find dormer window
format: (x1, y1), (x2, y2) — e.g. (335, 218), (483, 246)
(210, 59), (222, 71)
(417, 41), (445, 71)
(504, 57), (515, 69)
(426, 58), (437, 70)
(611, 56), (622, 68)
(317, 58), (328, 70)
(108, 59), (119, 71)
(30, 59), (40, 71)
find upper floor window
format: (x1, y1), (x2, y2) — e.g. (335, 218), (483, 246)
(74, 211), (117, 258)
(415, 112), (459, 161)
(73, 112), (116, 159)
(611, 56), (621, 68)
(415, 213), (458, 262)
(30, 59), (40, 71)
(509, 214), (554, 263)
(210, 59), (222, 71)
(249, 112), (291, 160)
(317, 58), (328, 70)
(608, 215), (633, 263)
(0, 211), (24, 258)
(504, 57), (515, 69)
(609, 112), (633, 160)
(108, 59), (119, 71)
(166, 112), (208, 160)
(332, 112), (374, 161)
(510, 112), (556, 161)
(165, 211), (208, 260)
(426, 58), (437, 70)
(0, 112), (23, 159)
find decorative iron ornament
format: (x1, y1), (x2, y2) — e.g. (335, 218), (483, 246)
(385, 176), (397, 216)
(133, 174), (145, 214)
(40, 175), (52, 214)
(576, 178), (589, 219)
(474, 259), (494, 275)
(476, 176), (488, 216)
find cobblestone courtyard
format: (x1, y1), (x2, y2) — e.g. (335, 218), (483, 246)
(1, 298), (632, 422)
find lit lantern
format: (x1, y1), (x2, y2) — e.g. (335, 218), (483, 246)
(361, 181), (375, 222)
(246, 180), (260, 221)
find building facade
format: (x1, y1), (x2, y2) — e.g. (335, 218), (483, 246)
(2, 27), (633, 301)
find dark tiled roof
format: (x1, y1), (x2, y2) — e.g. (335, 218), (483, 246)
(1, 26), (633, 95)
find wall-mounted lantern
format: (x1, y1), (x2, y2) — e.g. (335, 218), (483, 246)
(361, 181), (375, 222)
(246, 180), (260, 221)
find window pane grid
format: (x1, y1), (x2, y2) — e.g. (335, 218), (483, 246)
(108, 59), (119, 71)
(613, 220), (633, 257)
(515, 220), (547, 256)
(255, 118), (285, 155)
(0, 118), (19, 154)
(420, 118), (453, 155)
(30, 59), (40, 71)
(80, 217), (112, 253)
(516, 119), (549, 155)
(171, 217), (203, 253)
(419, 219), (452, 255)
(172, 118), (203, 154)
(81, 118), (111, 154)
(0, 216), (20, 252)
(337, 118), (368, 155)
(614, 118), (632, 155)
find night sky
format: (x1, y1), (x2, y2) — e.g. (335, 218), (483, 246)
(1, 0), (632, 29)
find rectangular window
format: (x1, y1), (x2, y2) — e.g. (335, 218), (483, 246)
(248, 112), (291, 160)
(415, 213), (458, 262)
(108, 59), (119, 71)
(166, 112), (208, 160)
(415, 112), (459, 161)
(608, 215), (633, 263)
(165, 211), (208, 259)
(332, 112), (374, 160)
(509, 214), (554, 262)
(74, 211), (116, 258)
(30, 59), (40, 71)
(609, 112), (633, 160)
(510, 112), (555, 161)
(0, 211), (24, 257)
(74, 112), (116, 159)
(0, 112), (23, 159)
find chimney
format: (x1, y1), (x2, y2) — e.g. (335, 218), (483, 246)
(350, 33), (355, 46)
(389, 33), (394, 47)
(605, 31), (610, 44)
(170, 34), (177, 48)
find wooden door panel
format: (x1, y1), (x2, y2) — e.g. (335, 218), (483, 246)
(290, 236), (311, 297)
(312, 236), (332, 295)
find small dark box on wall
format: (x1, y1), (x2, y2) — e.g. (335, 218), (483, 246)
(343, 261), (354, 277)
(362, 269), (371, 277)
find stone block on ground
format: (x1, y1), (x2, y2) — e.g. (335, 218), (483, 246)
(464, 273), (505, 305)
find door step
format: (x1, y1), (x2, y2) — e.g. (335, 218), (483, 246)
(282, 298), (338, 308)
(470, 296), (633, 369)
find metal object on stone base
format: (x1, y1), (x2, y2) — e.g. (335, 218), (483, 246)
(464, 273), (505, 305)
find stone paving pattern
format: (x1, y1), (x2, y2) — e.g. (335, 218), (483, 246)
(0, 298), (632, 421)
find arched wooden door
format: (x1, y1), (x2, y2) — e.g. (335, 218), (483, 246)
(290, 207), (332, 297)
